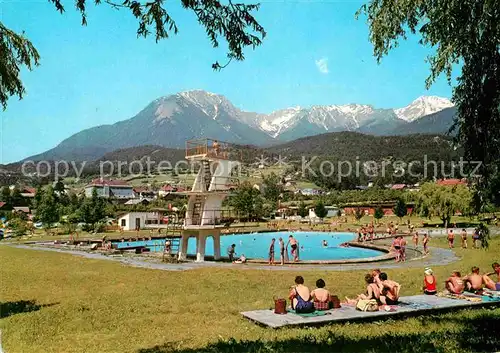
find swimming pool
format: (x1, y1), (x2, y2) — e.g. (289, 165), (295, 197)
(113, 231), (384, 261)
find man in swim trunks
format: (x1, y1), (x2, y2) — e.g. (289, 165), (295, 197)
(423, 233), (430, 254)
(483, 262), (500, 291)
(268, 238), (275, 265)
(278, 237), (285, 265)
(379, 272), (401, 305)
(447, 229), (454, 248)
(445, 271), (465, 294)
(461, 229), (468, 249)
(287, 235), (299, 262)
(463, 266), (483, 292)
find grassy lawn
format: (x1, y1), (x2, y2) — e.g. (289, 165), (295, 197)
(1, 236), (500, 353)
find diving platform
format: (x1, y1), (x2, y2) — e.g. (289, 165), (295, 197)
(178, 138), (241, 262)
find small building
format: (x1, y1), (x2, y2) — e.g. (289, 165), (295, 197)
(343, 202), (414, 216)
(117, 210), (174, 230)
(391, 184), (407, 190)
(20, 187), (37, 198)
(436, 178), (467, 186)
(124, 198), (151, 206)
(133, 187), (156, 199)
(13, 206), (30, 213)
(84, 179), (135, 199)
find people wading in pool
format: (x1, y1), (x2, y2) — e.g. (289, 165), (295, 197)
(287, 235), (299, 262)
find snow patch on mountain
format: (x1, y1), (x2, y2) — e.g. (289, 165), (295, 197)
(395, 96), (453, 122)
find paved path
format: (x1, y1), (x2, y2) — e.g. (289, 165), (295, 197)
(4, 242), (459, 272)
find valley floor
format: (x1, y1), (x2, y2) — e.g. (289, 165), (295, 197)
(0, 237), (499, 353)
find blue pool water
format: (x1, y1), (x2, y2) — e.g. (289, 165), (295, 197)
(113, 231), (383, 261)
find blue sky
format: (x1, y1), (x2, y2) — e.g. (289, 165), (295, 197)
(1, 0), (454, 163)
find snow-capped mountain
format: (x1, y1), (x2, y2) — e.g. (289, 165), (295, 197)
(394, 96), (454, 122)
(25, 90), (455, 161)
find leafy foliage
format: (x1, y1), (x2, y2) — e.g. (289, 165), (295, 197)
(78, 188), (107, 227)
(393, 198), (407, 220)
(297, 201), (308, 217)
(261, 173), (283, 205)
(227, 182), (262, 219)
(358, 0), (500, 202)
(374, 206), (384, 220)
(33, 186), (59, 229)
(1, 0), (265, 110)
(0, 23), (40, 110)
(415, 182), (473, 227)
(353, 207), (365, 221)
(314, 201), (328, 219)
(477, 222), (491, 249)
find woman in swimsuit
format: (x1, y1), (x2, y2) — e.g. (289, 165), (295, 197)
(345, 273), (381, 304)
(289, 276), (314, 313)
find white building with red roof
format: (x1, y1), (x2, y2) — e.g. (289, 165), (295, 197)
(84, 178), (135, 199)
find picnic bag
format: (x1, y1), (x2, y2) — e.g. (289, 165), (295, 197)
(356, 299), (378, 312)
(330, 295), (341, 309)
(274, 297), (287, 315)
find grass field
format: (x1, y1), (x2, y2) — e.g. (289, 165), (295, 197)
(1, 236), (499, 353)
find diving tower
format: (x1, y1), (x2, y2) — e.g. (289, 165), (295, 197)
(177, 138), (241, 262)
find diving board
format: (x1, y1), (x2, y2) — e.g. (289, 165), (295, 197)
(241, 294), (500, 328)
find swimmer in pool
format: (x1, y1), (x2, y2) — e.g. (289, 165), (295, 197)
(322, 240), (328, 247)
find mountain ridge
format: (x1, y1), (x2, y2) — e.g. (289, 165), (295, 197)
(22, 90), (455, 162)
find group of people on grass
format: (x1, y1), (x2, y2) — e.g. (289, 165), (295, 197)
(446, 228), (483, 249)
(288, 276), (338, 313)
(344, 269), (401, 306)
(288, 269), (402, 314)
(426, 262), (500, 295)
(287, 263), (500, 314)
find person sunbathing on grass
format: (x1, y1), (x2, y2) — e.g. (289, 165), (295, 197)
(379, 272), (401, 305)
(423, 268), (437, 295)
(445, 271), (465, 294)
(288, 276), (314, 313)
(463, 267), (484, 293)
(482, 262), (500, 291)
(345, 273), (381, 305)
(311, 279), (334, 310)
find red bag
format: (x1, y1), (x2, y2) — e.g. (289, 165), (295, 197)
(330, 295), (341, 309)
(274, 297), (287, 314)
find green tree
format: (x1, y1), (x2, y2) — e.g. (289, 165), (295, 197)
(35, 186), (59, 230)
(9, 217), (27, 237)
(1, 0), (265, 110)
(314, 201), (328, 220)
(374, 206), (384, 222)
(10, 187), (24, 206)
(393, 198), (407, 222)
(358, 0), (500, 202)
(0, 187), (11, 205)
(416, 182), (473, 227)
(297, 201), (308, 218)
(229, 182), (260, 219)
(476, 223), (491, 249)
(54, 181), (65, 193)
(79, 189), (107, 228)
(354, 208), (365, 222)
(262, 173), (283, 206)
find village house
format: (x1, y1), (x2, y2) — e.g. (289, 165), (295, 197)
(117, 208), (179, 230)
(84, 179), (135, 199)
